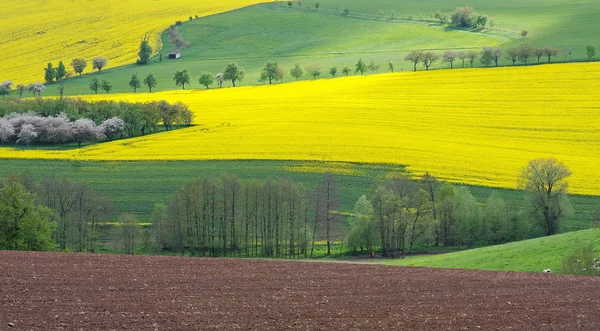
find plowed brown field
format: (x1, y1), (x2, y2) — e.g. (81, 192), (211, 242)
(1, 251), (599, 330)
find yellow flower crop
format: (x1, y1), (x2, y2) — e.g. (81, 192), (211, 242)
(0, 0), (263, 83)
(1, 63), (599, 195)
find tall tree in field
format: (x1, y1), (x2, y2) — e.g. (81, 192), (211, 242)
(173, 69), (191, 89)
(517, 43), (534, 65)
(290, 63), (303, 80)
(129, 73), (141, 93)
(92, 57), (108, 71)
(89, 78), (100, 94)
(543, 46), (559, 63)
(519, 158), (573, 236)
(341, 66), (351, 76)
(317, 172), (342, 256)
(100, 80), (112, 94)
(137, 40), (153, 65)
(457, 51), (467, 68)
(421, 52), (439, 70)
(404, 50), (423, 71)
(261, 61), (280, 84)
(223, 62), (245, 87)
(143, 73), (157, 92)
(355, 58), (367, 75)
(71, 58), (87, 76)
(56, 61), (67, 80)
(466, 51), (478, 67)
(329, 66), (338, 78)
(506, 47), (519, 65)
(586, 45), (596, 59)
(442, 51), (457, 68)
(44, 63), (56, 83)
(199, 72), (215, 89)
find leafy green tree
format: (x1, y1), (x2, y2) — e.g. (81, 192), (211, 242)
(345, 195), (379, 256)
(199, 72), (215, 89)
(100, 80), (112, 94)
(305, 64), (321, 79)
(260, 61), (280, 84)
(89, 77), (100, 94)
(290, 63), (303, 80)
(450, 6), (476, 28)
(16, 84), (25, 98)
(329, 66), (337, 78)
(173, 69), (191, 89)
(0, 182), (55, 251)
(586, 45), (596, 59)
(341, 66), (351, 76)
(355, 58), (367, 75)
(223, 62), (245, 87)
(71, 58), (87, 76)
(453, 187), (481, 248)
(519, 158), (573, 236)
(143, 73), (157, 92)
(44, 63), (56, 83)
(138, 40), (153, 65)
(0, 81), (12, 98)
(484, 192), (508, 244)
(56, 61), (67, 80)
(92, 57), (108, 71)
(129, 73), (141, 93)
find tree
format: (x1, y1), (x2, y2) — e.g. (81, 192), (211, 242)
(466, 51), (478, 67)
(506, 47), (519, 65)
(199, 72), (215, 89)
(456, 51), (467, 68)
(442, 51), (457, 68)
(100, 80), (112, 94)
(346, 195), (379, 256)
(143, 73), (157, 92)
(17, 124), (37, 145)
(484, 192), (508, 244)
(519, 158), (573, 236)
(475, 15), (488, 27)
(223, 62), (245, 87)
(290, 63), (303, 80)
(173, 69), (191, 89)
(542, 46), (559, 63)
(89, 78), (100, 94)
(16, 84), (25, 98)
(71, 118), (103, 147)
(355, 58), (367, 75)
(0, 119), (15, 143)
(517, 43), (534, 65)
(388, 61), (395, 72)
(71, 58), (87, 76)
(480, 47), (501, 67)
(287, 1), (292, 8)
(305, 64), (321, 79)
(421, 52), (439, 70)
(260, 61), (280, 84)
(586, 45), (596, 59)
(367, 60), (380, 73)
(56, 80), (65, 99)
(342, 66), (351, 76)
(329, 66), (338, 78)
(534, 48), (545, 64)
(0, 81), (12, 98)
(137, 40), (153, 65)
(450, 6), (476, 28)
(317, 172), (342, 256)
(275, 66), (285, 83)
(215, 73), (224, 88)
(129, 73), (141, 93)
(56, 61), (67, 80)
(521, 30), (529, 37)
(433, 10), (449, 24)
(315, 2), (319, 10)
(100, 117), (125, 140)
(405, 50), (423, 71)
(119, 214), (139, 254)
(0, 182), (55, 251)
(44, 63), (56, 83)
(92, 57), (108, 72)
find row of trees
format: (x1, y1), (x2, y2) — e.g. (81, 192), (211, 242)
(43, 58), (108, 83)
(0, 98), (193, 142)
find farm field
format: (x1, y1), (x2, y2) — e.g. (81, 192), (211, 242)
(386, 229), (600, 273)
(0, 0), (264, 83)
(1, 251), (600, 330)
(3, 62), (599, 196)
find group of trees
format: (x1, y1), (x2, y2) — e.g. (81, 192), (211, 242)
(43, 58), (107, 83)
(0, 98), (193, 145)
(1, 81), (47, 98)
(434, 6), (488, 28)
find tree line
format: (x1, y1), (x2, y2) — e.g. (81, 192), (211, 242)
(0, 98), (193, 146)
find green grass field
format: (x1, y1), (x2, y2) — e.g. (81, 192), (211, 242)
(40, 0), (600, 96)
(384, 228), (600, 273)
(0, 159), (597, 232)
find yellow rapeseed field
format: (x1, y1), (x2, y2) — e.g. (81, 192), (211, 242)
(1, 63), (599, 195)
(0, 0), (263, 84)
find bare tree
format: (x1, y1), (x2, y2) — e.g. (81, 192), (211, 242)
(317, 172), (342, 256)
(442, 51), (457, 68)
(404, 50), (423, 72)
(421, 52), (440, 70)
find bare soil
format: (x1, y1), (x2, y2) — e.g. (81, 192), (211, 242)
(1, 251), (599, 330)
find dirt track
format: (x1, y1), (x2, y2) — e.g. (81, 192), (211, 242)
(1, 251), (599, 330)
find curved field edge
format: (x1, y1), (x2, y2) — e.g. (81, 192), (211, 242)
(384, 229), (600, 274)
(0, 0), (265, 83)
(0, 62), (599, 195)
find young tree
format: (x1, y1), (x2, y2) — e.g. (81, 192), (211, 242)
(56, 80), (65, 99)
(534, 48), (545, 64)
(456, 51), (467, 68)
(442, 51), (457, 68)
(404, 50), (423, 71)
(56, 61), (67, 80)
(100, 117), (125, 140)
(71, 118), (103, 147)
(44, 63), (56, 83)
(137, 40), (153, 65)
(100, 80), (112, 94)
(199, 72), (215, 89)
(305, 64), (321, 79)
(421, 52), (439, 70)
(260, 61), (280, 84)
(329, 66), (338, 78)
(466, 51), (478, 67)
(92, 57), (108, 71)
(223, 62), (245, 87)
(119, 214), (140, 254)
(586, 45), (596, 59)
(367, 60), (380, 73)
(341, 66), (351, 76)
(543, 46), (559, 63)
(143, 73), (157, 92)
(71, 58), (87, 76)
(506, 47), (519, 65)
(89, 78), (100, 94)
(215, 73), (224, 88)
(355, 58), (367, 75)
(346, 195), (378, 256)
(290, 63), (303, 80)
(0, 81), (12, 98)
(480, 47), (501, 67)
(15, 84), (25, 98)
(129, 73), (141, 93)
(519, 158), (573, 236)
(388, 61), (395, 72)
(317, 172), (342, 256)
(517, 43), (534, 65)
(173, 69), (191, 89)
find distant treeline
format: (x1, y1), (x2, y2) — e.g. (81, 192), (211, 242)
(0, 98), (193, 146)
